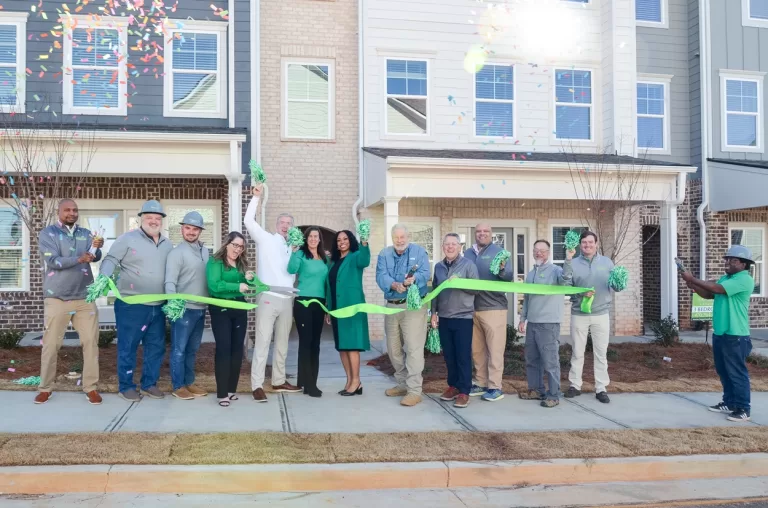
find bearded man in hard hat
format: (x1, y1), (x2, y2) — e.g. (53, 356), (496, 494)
(165, 211), (210, 400)
(101, 200), (173, 402)
(679, 245), (756, 422)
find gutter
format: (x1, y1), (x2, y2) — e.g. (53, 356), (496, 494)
(250, 0), (267, 227)
(696, 0), (711, 279)
(351, 0), (365, 227)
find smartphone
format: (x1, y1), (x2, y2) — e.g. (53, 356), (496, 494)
(674, 257), (687, 273)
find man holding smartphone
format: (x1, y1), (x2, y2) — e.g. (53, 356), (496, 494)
(678, 247), (755, 422)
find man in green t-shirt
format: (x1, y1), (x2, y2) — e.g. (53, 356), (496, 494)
(679, 245), (755, 422)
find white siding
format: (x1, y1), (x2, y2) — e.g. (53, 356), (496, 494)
(364, 0), (617, 152)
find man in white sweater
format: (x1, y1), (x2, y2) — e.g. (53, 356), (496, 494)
(244, 184), (301, 402)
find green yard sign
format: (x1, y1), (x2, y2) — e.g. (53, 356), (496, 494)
(692, 293), (713, 321)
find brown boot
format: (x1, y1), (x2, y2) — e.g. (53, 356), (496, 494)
(252, 388), (268, 403)
(385, 386), (407, 397)
(400, 393), (423, 407)
(186, 384), (208, 397)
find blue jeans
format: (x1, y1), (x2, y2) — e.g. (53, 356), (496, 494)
(439, 317), (474, 395)
(170, 308), (205, 390)
(712, 334), (752, 412)
(115, 300), (167, 393)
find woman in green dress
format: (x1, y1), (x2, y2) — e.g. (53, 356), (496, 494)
(325, 229), (370, 396)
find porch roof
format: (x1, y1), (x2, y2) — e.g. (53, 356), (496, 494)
(708, 158), (768, 212)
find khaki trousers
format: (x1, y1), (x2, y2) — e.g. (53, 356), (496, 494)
(251, 293), (294, 389)
(568, 313), (611, 393)
(384, 303), (428, 395)
(39, 298), (99, 393)
(471, 309), (508, 390)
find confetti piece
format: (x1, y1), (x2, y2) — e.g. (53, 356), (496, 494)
(8, 368), (16, 373)
(77, 379), (81, 386)
(141, 325), (147, 331)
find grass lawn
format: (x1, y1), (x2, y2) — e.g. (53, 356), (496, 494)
(0, 427), (767, 466)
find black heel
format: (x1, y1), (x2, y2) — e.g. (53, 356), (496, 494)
(355, 385), (363, 395)
(342, 384), (362, 397)
(338, 388), (348, 395)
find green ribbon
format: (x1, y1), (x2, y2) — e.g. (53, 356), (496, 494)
(105, 278), (260, 310)
(299, 278), (594, 318)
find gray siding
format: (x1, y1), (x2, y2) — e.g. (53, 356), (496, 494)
(709, 161), (768, 211)
(709, 0), (768, 162)
(689, 0), (701, 174)
(234, 0), (252, 172)
(636, 0), (692, 166)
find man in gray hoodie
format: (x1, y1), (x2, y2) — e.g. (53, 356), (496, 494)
(562, 231), (620, 404)
(464, 223), (514, 402)
(100, 200), (173, 402)
(165, 211), (210, 401)
(518, 239), (573, 408)
(431, 233), (479, 409)
(34, 199), (103, 406)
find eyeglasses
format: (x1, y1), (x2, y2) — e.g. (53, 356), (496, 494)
(533, 249), (549, 254)
(228, 243), (245, 251)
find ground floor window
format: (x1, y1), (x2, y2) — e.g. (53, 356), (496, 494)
(399, 218), (439, 274)
(729, 223), (765, 296)
(0, 207), (26, 290)
(551, 225), (588, 267)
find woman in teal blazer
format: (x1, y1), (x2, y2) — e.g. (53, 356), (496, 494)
(325, 229), (370, 396)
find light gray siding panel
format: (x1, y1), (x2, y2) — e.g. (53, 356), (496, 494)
(234, 0), (252, 173)
(636, 0), (691, 165)
(709, 161), (768, 211)
(689, 0), (701, 174)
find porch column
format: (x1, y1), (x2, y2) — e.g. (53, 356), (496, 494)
(228, 140), (244, 232)
(659, 202), (679, 322)
(383, 196), (401, 247)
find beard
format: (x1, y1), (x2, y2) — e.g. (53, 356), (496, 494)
(535, 259), (544, 266)
(143, 224), (162, 236)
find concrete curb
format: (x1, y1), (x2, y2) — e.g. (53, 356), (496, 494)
(2, 454), (767, 494)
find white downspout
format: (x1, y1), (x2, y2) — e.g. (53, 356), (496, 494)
(250, 0), (267, 227)
(696, 0), (711, 280)
(351, 0), (364, 227)
(228, 0), (235, 129)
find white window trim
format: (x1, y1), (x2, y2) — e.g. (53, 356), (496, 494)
(62, 16), (129, 116)
(399, 216), (440, 269)
(552, 66), (596, 144)
(636, 74), (672, 155)
(281, 57), (336, 142)
(381, 56), (433, 140)
(728, 222), (766, 298)
(163, 200), (222, 250)
(0, 206), (29, 291)
(472, 62), (517, 143)
(719, 70), (766, 153)
(742, 0), (768, 28)
(163, 20), (228, 119)
(636, 0), (669, 29)
(549, 222), (589, 265)
(0, 12), (28, 114)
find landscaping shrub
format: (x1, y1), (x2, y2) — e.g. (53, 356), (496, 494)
(98, 330), (117, 348)
(747, 353), (768, 369)
(650, 314), (680, 347)
(0, 329), (23, 349)
(559, 344), (572, 368)
(606, 348), (619, 362)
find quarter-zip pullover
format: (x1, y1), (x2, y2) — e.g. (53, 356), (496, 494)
(464, 243), (514, 311)
(562, 253), (616, 316)
(38, 223), (102, 300)
(431, 256), (479, 319)
(165, 240), (210, 309)
(521, 261), (571, 323)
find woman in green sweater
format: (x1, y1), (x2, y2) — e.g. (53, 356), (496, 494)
(206, 232), (254, 407)
(287, 227), (329, 398)
(325, 229), (371, 396)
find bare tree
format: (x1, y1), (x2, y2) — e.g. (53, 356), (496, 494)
(562, 142), (654, 264)
(0, 96), (97, 253)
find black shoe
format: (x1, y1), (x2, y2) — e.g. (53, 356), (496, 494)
(596, 391), (610, 404)
(564, 387), (581, 398)
(708, 401), (731, 413)
(726, 408), (751, 422)
(341, 384), (363, 397)
(305, 389), (322, 398)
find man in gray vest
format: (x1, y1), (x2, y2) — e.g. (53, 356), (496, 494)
(34, 199), (103, 405)
(518, 239), (573, 408)
(165, 211), (209, 400)
(101, 200), (173, 401)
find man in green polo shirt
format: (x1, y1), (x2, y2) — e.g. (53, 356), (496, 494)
(679, 245), (755, 422)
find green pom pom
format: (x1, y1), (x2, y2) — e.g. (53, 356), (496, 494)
(564, 229), (581, 251)
(13, 376), (41, 386)
(406, 284), (421, 310)
(357, 219), (371, 242)
(249, 160), (267, 184)
(162, 299), (186, 322)
(489, 250), (511, 275)
(287, 227), (305, 247)
(608, 265), (629, 292)
(85, 274), (111, 303)
(426, 326), (441, 354)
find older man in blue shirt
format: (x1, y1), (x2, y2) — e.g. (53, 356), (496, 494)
(376, 224), (431, 407)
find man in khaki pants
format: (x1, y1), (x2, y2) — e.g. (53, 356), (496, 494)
(35, 199), (104, 405)
(464, 223), (514, 402)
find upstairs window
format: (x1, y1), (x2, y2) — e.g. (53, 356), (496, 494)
(555, 69), (592, 141)
(164, 21), (228, 119)
(0, 12), (27, 112)
(385, 59), (428, 135)
(637, 81), (668, 151)
(283, 61), (334, 140)
(720, 71), (764, 152)
(475, 64), (514, 138)
(63, 18), (128, 115)
(636, 0), (664, 24)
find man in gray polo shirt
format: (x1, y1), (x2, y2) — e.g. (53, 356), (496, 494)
(165, 211), (209, 401)
(518, 239), (573, 408)
(100, 200), (173, 401)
